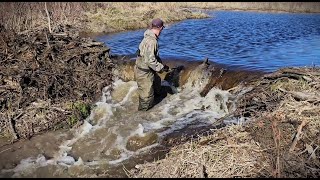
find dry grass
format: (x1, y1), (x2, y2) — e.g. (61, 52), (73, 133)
(178, 2), (320, 13)
(84, 2), (208, 33)
(1, 2), (319, 33)
(127, 125), (272, 178)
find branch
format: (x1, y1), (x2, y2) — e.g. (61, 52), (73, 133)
(278, 88), (320, 102)
(289, 119), (308, 153)
(45, 2), (52, 33)
(5, 113), (19, 141)
(45, 32), (50, 48)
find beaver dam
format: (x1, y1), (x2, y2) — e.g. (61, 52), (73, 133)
(1, 26), (319, 178)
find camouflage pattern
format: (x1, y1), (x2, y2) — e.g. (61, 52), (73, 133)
(134, 68), (162, 110)
(134, 29), (164, 110)
(135, 29), (164, 71)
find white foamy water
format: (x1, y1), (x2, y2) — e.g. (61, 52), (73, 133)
(1, 73), (249, 177)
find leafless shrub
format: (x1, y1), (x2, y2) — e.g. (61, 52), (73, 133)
(0, 2), (107, 33)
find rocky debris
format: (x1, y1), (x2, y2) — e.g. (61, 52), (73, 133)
(0, 24), (115, 140)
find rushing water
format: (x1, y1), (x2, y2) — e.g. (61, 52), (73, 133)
(96, 11), (320, 72)
(1, 64), (253, 178)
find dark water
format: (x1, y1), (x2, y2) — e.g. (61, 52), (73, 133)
(95, 11), (320, 72)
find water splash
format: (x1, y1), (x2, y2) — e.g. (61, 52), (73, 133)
(1, 72), (249, 177)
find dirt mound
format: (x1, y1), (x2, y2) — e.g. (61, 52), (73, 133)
(0, 25), (115, 141)
(128, 67), (320, 178)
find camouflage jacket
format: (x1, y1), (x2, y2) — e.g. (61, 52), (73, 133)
(135, 29), (164, 72)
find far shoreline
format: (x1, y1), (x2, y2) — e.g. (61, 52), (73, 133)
(81, 7), (320, 36)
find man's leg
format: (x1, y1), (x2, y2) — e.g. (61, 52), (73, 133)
(135, 69), (154, 111)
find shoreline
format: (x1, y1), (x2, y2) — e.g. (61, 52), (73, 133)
(81, 7), (320, 36)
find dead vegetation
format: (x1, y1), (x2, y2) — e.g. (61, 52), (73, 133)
(84, 2), (209, 33)
(3, 2), (319, 35)
(179, 2), (320, 13)
(127, 67), (320, 178)
(0, 24), (114, 141)
(0, 2), (208, 34)
(127, 125), (272, 178)
(0, 2), (94, 33)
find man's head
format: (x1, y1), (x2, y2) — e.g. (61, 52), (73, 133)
(150, 18), (165, 37)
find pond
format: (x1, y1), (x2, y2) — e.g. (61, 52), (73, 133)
(95, 10), (320, 72)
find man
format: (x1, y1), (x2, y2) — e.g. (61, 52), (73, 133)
(134, 18), (170, 111)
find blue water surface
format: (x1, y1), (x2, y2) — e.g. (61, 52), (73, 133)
(95, 11), (320, 72)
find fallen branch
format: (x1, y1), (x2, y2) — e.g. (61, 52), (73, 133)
(52, 33), (68, 36)
(6, 113), (18, 141)
(199, 164), (207, 178)
(45, 33), (51, 49)
(81, 42), (104, 47)
(264, 73), (301, 80)
(278, 88), (320, 102)
(302, 76), (313, 82)
(289, 119), (308, 153)
(51, 106), (71, 113)
(0, 147), (12, 154)
(281, 68), (320, 77)
(271, 120), (281, 178)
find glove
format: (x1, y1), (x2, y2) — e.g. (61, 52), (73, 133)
(175, 65), (184, 71)
(163, 64), (170, 72)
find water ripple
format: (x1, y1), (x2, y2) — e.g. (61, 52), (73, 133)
(96, 11), (320, 72)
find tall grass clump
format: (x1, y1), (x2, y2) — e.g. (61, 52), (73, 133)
(84, 2), (209, 33)
(178, 2), (320, 13)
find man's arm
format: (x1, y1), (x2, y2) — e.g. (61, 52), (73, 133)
(145, 42), (164, 72)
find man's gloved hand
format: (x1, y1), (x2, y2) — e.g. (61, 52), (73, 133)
(175, 65), (184, 71)
(163, 64), (170, 72)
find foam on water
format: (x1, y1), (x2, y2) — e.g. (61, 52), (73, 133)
(1, 75), (248, 177)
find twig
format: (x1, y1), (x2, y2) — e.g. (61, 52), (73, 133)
(0, 147), (12, 154)
(199, 164), (208, 178)
(51, 107), (71, 113)
(44, 33), (59, 63)
(52, 33), (68, 36)
(264, 73), (301, 80)
(199, 164), (205, 178)
(306, 144), (319, 161)
(6, 113), (18, 141)
(271, 119), (281, 178)
(13, 112), (24, 120)
(289, 119), (308, 153)
(278, 88), (319, 102)
(44, 2), (52, 33)
(122, 164), (133, 178)
(45, 33), (50, 49)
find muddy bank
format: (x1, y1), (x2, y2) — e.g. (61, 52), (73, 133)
(0, 24), (115, 142)
(128, 67), (320, 178)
